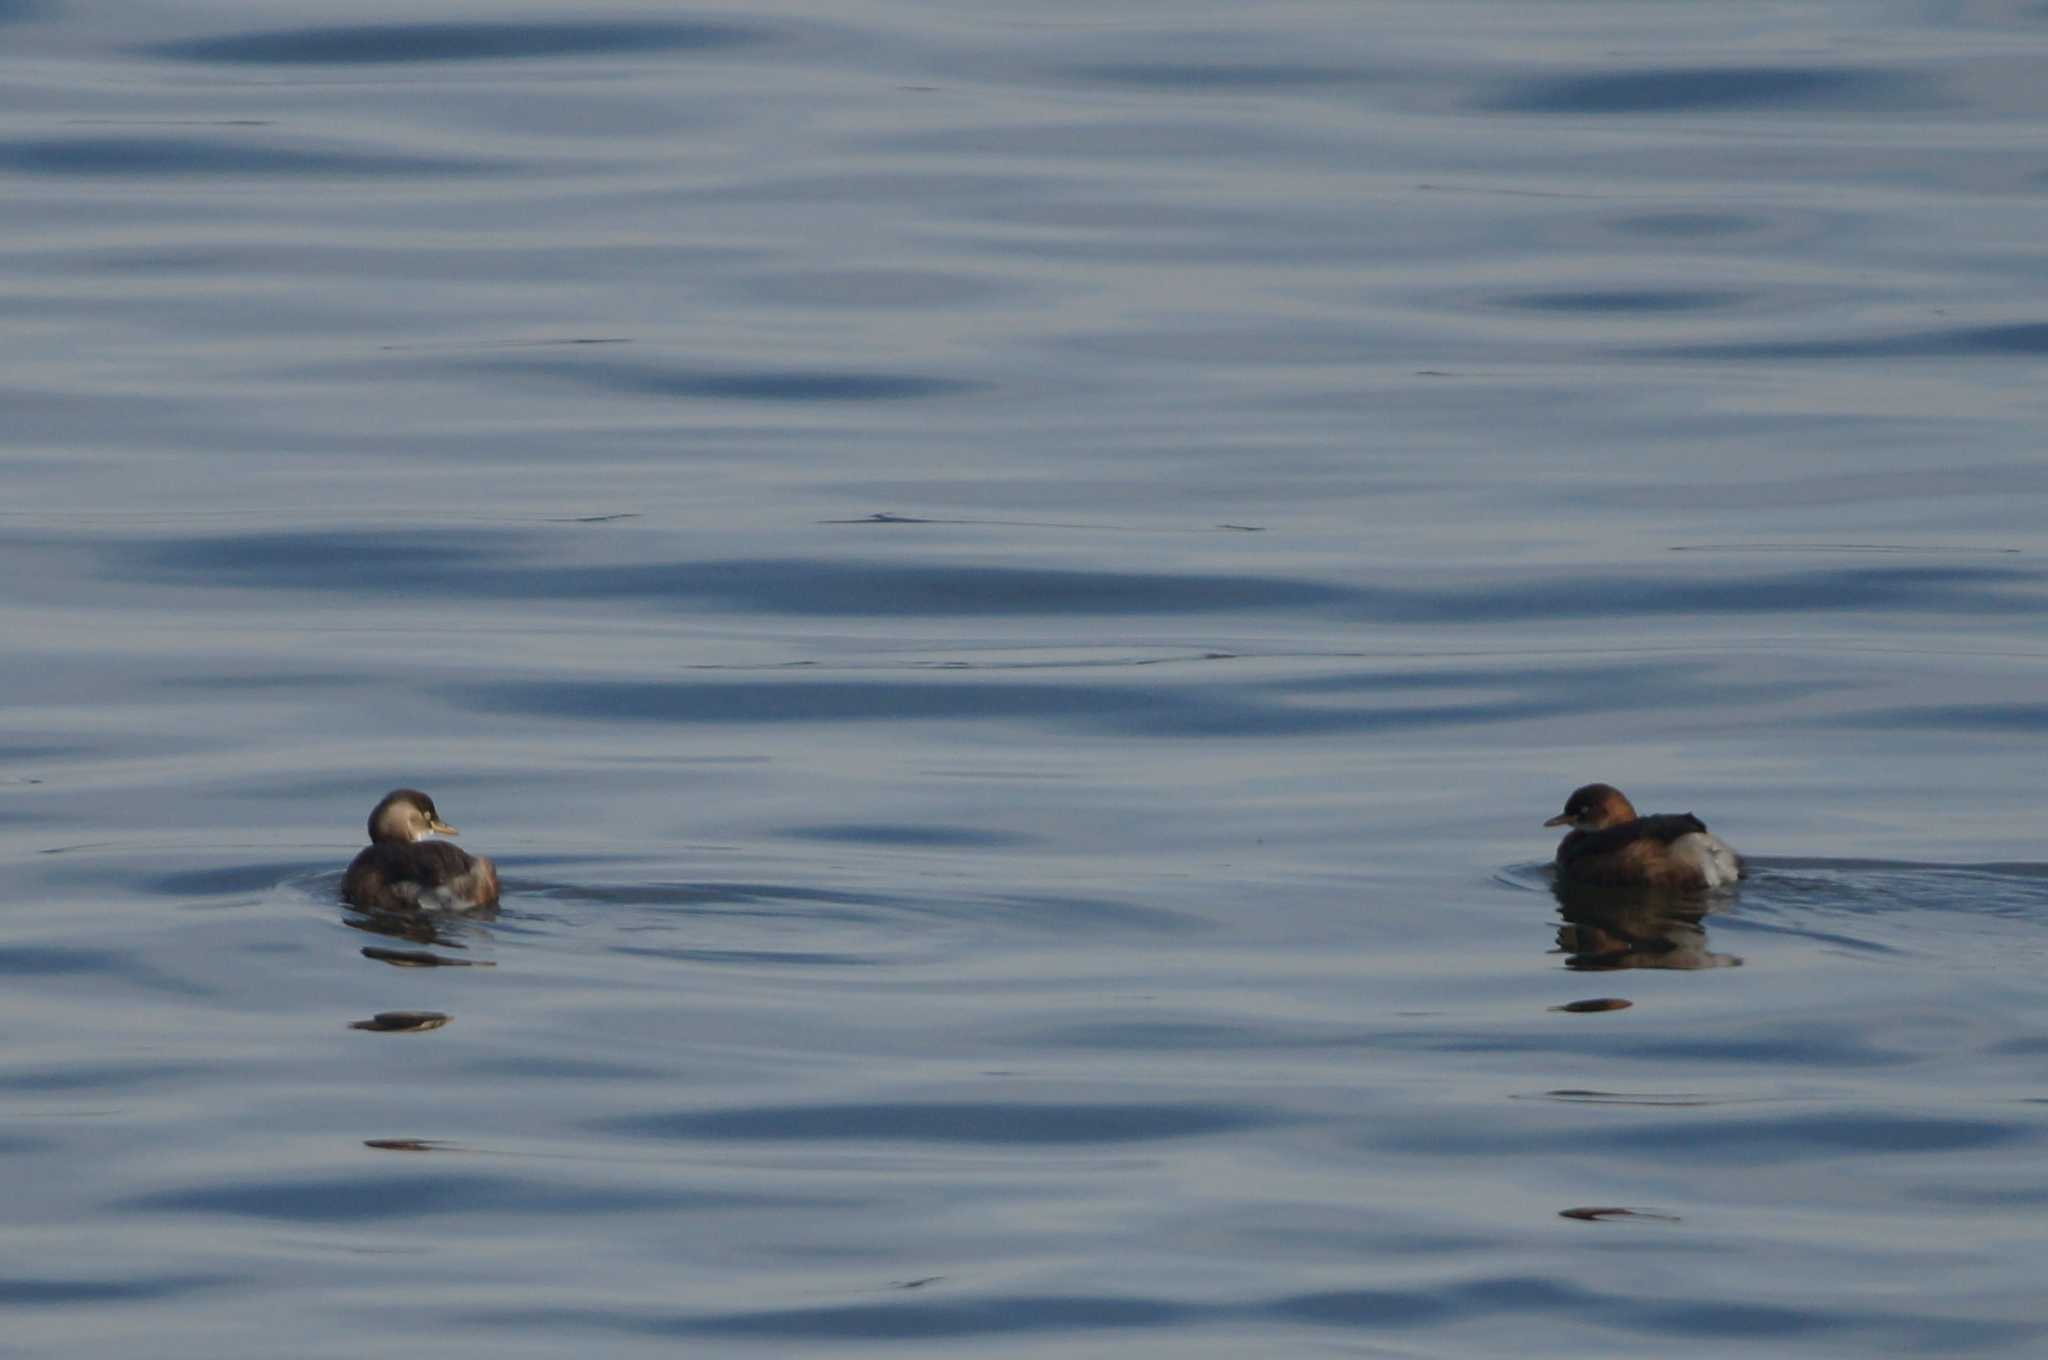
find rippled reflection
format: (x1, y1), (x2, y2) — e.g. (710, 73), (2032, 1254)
(348, 1010), (451, 1033)
(342, 902), (493, 948)
(1551, 881), (1743, 970)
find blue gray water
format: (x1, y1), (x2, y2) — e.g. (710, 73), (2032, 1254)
(5, 1), (2048, 1354)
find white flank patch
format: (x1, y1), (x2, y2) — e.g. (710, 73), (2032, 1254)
(1671, 832), (1741, 887)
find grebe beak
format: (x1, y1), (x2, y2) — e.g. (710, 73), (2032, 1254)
(427, 817), (459, 837)
(1542, 813), (1573, 828)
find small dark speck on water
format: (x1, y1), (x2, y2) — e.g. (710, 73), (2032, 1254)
(1553, 997), (1633, 1013)
(350, 1011), (452, 1033)
(891, 1276), (945, 1290)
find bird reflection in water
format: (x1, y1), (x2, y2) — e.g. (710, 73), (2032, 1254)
(342, 899), (495, 950)
(1550, 879), (1742, 970)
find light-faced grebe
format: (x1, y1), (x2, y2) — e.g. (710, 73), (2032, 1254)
(1544, 783), (1743, 890)
(342, 788), (499, 912)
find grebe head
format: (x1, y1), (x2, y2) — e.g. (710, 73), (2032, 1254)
(1543, 783), (1638, 832)
(367, 788), (459, 844)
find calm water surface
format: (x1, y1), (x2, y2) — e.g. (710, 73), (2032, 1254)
(5, 1), (2048, 1355)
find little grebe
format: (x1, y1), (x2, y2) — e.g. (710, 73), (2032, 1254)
(1544, 783), (1743, 890)
(342, 788), (499, 912)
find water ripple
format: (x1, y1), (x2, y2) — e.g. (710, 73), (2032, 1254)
(0, 137), (498, 179)
(1647, 321), (2048, 361)
(111, 531), (2046, 623)
(149, 20), (767, 65)
(785, 822), (1038, 848)
(608, 1101), (1273, 1145)
(482, 1294), (1197, 1340)
(1491, 66), (1920, 114)
(1502, 288), (1738, 314)
(473, 1279), (2036, 1348)
(146, 861), (327, 897)
(0, 945), (212, 999)
(1066, 61), (1374, 92)
(122, 1173), (799, 1222)
(1374, 1110), (2020, 1161)
(0, 1274), (227, 1305)
(468, 357), (981, 404)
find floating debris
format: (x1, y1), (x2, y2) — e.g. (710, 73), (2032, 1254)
(1552, 997), (1632, 1013)
(350, 1011), (451, 1034)
(1560, 1206), (1681, 1223)
(360, 947), (490, 969)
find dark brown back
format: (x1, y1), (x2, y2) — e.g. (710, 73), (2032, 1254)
(343, 840), (481, 909)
